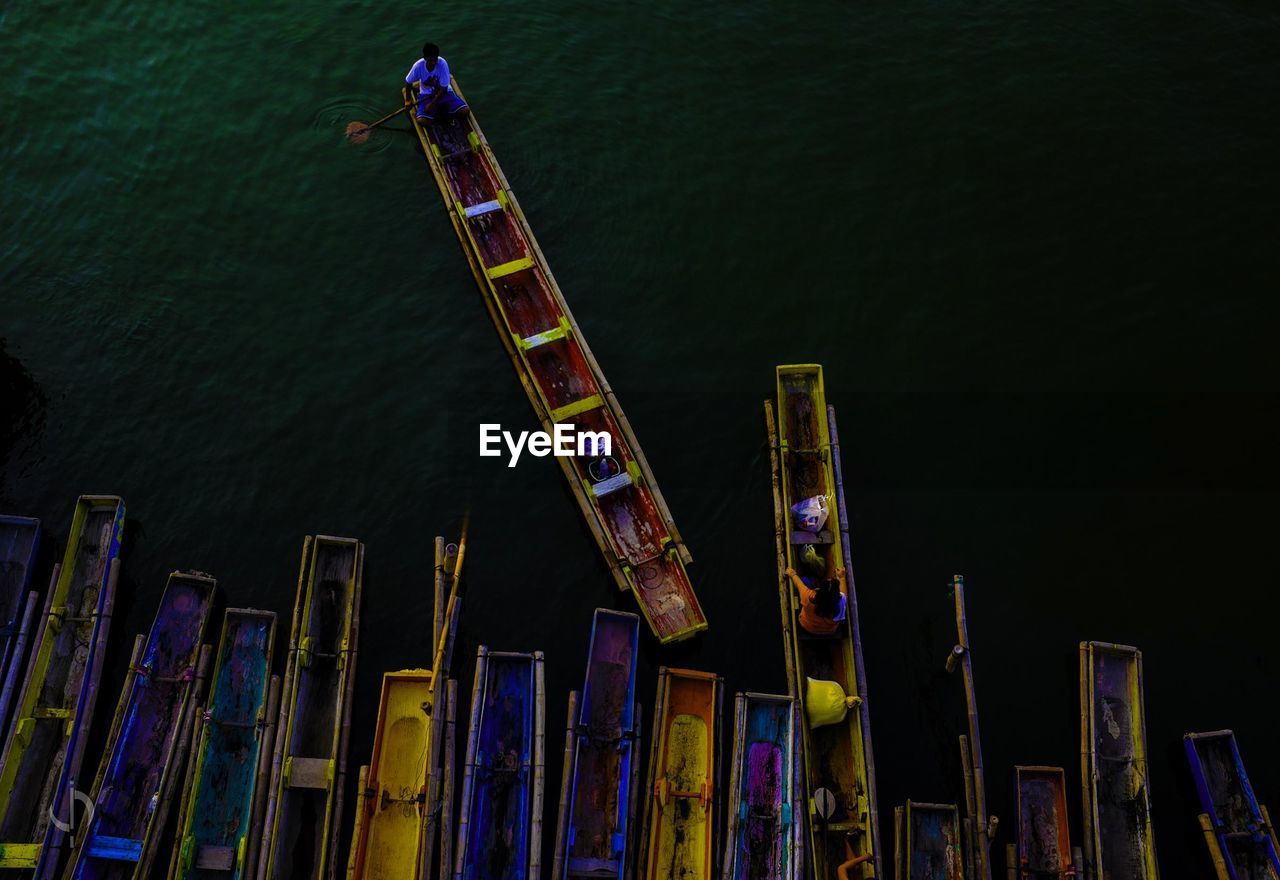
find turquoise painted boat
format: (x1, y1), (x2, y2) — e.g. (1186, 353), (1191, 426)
(722, 693), (802, 880)
(170, 608), (277, 879)
(65, 570), (217, 880)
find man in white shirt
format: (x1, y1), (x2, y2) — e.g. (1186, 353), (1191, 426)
(405, 42), (469, 123)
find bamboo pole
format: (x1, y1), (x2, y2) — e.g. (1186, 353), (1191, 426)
(346, 765), (370, 880)
(258, 536), (312, 880)
(552, 691), (581, 880)
(764, 402), (799, 700)
(438, 680), (458, 880)
(529, 652), (547, 880)
(637, 669), (669, 880)
(721, 694), (747, 880)
(827, 404), (880, 861)
(421, 670), (447, 880)
(711, 675), (725, 880)
(165, 696), (208, 879)
(0, 563), (59, 758)
(138, 642), (213, 879)
(959, 735), (977, 880)
(433, 537), (446, 652)
(1071, 847), (1083, 880)
(1006, 843), (1017, 880)
(329, 541), (364, 880)
(244, 674), (282, 880)
(893, 806), (903, 880)
(1197, 814), (1228, 880)
(947, 576), (991, 880)
(0, 589), (39, 740)
(624, 702), (642, 880)
(1078, 644), (1095, 880)
(453, 647), (488, 880)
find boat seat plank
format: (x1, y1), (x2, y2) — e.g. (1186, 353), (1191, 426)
(0, 843), (42, 868)
(195, 845), (237, 870)
(462, 199), (504, 218)
(566, 855), (622, 877)
(86, 834), (143, 862)
(485, 256), (536, 280)
(590, 472), (634, 498)
(549, 394), (605, 423)
(518, 321), (570, 351)
(790, 529), (833, 546)
(285, 756), (334, 790)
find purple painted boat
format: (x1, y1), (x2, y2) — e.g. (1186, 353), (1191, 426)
(454, 646), (546, 880)
(722, 693), (802, 880)
(64, 570), (216, 880)
(553, 609), (641, 880)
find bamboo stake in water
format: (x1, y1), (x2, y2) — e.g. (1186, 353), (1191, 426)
(0, 562), (59, 759)
(244, 674), (283, 880)
(1006, 843), (1017, 880)
(421, 670), (447, 879)
(438, 680), (458, 880)
(164, 695), (208, 879)
(763, 402), (799, 700)
(720, 694), (747, 880)
(946, 576), (992, 880)
(453, 646), (488, 880)
(893, 806), (904, 880)
(959, 736), (977, 880)
(258, 536), (312, 880)
(623, 702), (642, 880)
(433, 537), (446, 652)
(529, 652), (546, 880)
(345, 765), (370, 880)
(0, 589), (39, 740)
(637, 669), (669, 880)
(328, 542), (364, 880)
(552, 691), (581, 880)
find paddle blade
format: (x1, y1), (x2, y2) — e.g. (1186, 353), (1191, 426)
(345, 121), (371, 144)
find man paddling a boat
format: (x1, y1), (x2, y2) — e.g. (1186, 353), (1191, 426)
(406, 42), (469, 123)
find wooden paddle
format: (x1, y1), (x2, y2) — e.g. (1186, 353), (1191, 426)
(345, 102), (412, 143)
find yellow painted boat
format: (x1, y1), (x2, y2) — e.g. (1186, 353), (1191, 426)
(347, 669), (434, 880)
(639, 667), (722, 880)
(406, 80), (705, 644)
(765, 365), (879, 878)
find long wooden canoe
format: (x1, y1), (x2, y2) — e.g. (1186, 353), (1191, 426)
(0, 514), (40, 738)
(346, 669), (434, 880)
(639, 666), (723, 880)
(1079, 641), (1159, 880)
(66, 569), (216, 879)
(406, 81), (706, 644)
(553, 609), (641, 880)
(169, 608), (277, 880)
(261, 535), (363, 880)
(765, 365), (879, 878)
(721, 693), (802, 880)
(1184, 730), (1280, 880)
(899, 802), (964, 880)
(0, 495), (124, 876)
(454, 646), (546, 880)
(1013, 766), (1074, 880)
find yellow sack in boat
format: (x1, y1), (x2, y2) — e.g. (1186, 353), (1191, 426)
(805, 677), (861, 729)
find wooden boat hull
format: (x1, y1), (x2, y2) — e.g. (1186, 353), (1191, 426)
(766, 365), (878, 878)
(1014, 766), (1074, 880)
(0, 514), (40, 737)
(455, 647), (546, 880)
(1079, 641), (1159, 880)
(556, 609), (640, 880)
(171, 608), (277, 880)
(406, 81), (706, 644)
(640, 667), (723, 880)
(901, 802), (964, 880)
(67, 569), (216, 880)
(0, 495), (124, 876)
(348, 669), (434, 880)
(722, 694), (801, 880)
(262, 535), (363, 880)
(1184, 730), (1280, 880)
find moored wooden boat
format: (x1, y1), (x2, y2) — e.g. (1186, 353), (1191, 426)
(0, 495), (124, 877)
(721, 693), (802, 880)
(260, 535), (363, 880)
(406, 81), (706, 644)
(453, 646), (546, 880)
(1184, 730), (1280, 880)
(639, 666), (723, 880)
(1078, 641), (1159, 880)
(553, 609), (641, 880)
(899, 802), (964, 880)
(65, 569), (217, 880)
(346, 669), (434, 880)
(765, 365), (879, 878)
(1013, 766), (1074, 880)
(0, 514), (41, 738)
(168, 608), (277, 880)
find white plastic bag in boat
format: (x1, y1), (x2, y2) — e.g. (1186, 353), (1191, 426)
(791, 494), (830, 533)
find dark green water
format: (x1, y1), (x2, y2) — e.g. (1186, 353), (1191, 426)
(4, 1), (1279, 874)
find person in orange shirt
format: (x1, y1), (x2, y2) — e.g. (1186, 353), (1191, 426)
(785, 564), (848, 635)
